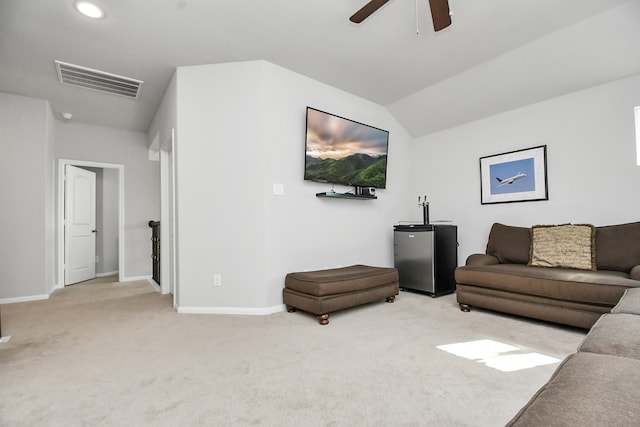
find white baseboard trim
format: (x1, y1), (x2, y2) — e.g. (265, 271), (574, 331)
(0, 294), (49, 304)
(96, 271), (118, 278)
(147, 278), (161, 292)
(177, 304), (286, 315)
(120, 275), (152, 282)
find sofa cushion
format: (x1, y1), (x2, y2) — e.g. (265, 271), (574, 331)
(611, 287), (640, 315)
(284, 265), (399, 296)
(596, 221), (640, 272)
(485, 223), (531, 265)
(529, 224), (596, 271)
(578, 313), (640, 359)
(507, 352), (640, 426)
(456, 283), (608, 329)
(455, 263), (632, 306)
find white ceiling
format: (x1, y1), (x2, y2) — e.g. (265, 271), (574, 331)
(1, 0), (639, 137)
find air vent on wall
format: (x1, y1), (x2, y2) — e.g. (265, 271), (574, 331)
(54, 60), (143, 99)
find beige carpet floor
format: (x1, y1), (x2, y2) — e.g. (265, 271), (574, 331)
(0, 277), (585, 426)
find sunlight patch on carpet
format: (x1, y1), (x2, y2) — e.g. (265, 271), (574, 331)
(437, 339), (561, 372)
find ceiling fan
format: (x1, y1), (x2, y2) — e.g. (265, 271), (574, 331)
(350, 0), (452, 32)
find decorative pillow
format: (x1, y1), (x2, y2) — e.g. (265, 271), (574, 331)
(486, 223), (531, 264)
(595, 221), (640, 273)
(529, 224), (596, 270)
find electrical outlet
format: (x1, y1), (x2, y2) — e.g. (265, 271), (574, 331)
(213, 274), (222, 287)
(95, 255), (99, 263)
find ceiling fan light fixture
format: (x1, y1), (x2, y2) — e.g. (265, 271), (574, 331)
(350, 0), (451, 32)
(74, 1), (105, 19)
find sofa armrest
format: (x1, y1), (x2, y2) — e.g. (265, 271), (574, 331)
(630, 265), (640, 281)
(465, 254), (500, 267)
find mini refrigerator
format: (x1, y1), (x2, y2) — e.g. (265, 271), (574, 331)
(393, 224), (458, 297)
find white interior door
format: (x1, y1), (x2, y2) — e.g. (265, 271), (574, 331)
(65, 165), (97, 285)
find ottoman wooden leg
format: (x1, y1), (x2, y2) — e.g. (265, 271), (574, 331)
(317, 314), (329, 325)
(386, 296), (395, 303)
(286, 305), (297, 313)
(459, 303), (471, 312)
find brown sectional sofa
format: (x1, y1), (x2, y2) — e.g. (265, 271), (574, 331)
(455, 221), (640, 329)
(507, 287), (640, 425)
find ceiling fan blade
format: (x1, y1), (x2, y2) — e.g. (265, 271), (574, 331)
(429, 0), (452, 31)
(350, 0), (391, 24)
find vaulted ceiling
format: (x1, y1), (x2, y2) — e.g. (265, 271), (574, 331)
(1, 0), (639, 137)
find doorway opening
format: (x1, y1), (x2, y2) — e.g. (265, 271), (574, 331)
(57, 159), (124, 288)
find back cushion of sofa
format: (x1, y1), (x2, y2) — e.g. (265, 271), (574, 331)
(486, 223), (531, 264)
(596, 221), (640, 272)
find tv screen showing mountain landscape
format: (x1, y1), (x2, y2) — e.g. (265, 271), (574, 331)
(304, 107), (389, 188)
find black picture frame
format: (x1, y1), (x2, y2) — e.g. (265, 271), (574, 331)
(480, 145), (548, 205)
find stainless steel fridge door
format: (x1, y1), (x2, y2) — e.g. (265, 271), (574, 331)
(393, 229), (435, 293)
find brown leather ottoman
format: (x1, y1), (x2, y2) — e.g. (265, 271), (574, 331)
(283, 264), (399, 325)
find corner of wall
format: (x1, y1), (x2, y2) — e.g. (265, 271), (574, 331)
(148, 132), (160, 161)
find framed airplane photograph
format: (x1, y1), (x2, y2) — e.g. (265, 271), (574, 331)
(480, 145), (548, 205)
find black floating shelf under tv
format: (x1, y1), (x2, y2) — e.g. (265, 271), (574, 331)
(316, 192), (377, 200)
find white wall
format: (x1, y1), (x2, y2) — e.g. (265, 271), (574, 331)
(44, 98), (56, 295)
(55, 122), (160, 280)
(176, 61), (268, 310)
(148, 72), (177, 152)
(0, 92), (55, 300)
(260, 62), (414, 308)
(1, 92), (158, 300)
(411, 73), (640, 263)
(174, 60), (413, 311)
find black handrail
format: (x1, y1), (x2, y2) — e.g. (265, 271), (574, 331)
(149, 220), (160, 285)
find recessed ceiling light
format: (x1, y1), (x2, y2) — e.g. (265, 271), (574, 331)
(74, 1), (105, 19)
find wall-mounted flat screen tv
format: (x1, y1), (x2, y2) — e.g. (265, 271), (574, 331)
(304, 107), (389, 189)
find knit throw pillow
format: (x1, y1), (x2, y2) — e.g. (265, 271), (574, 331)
(529, 224), (596, 270)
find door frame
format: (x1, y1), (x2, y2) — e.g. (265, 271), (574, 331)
(57, 159), (125, 287)
(160, 128), (178, 307)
